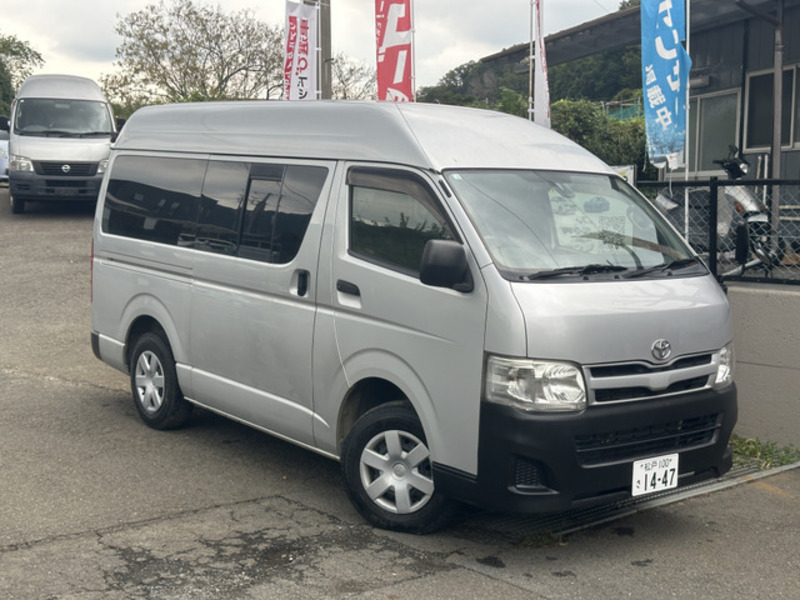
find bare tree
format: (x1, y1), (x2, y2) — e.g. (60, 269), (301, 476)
(103, 0), (284, 110)
(331, 53), (377, 100)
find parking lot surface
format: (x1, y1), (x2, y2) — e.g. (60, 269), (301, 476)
(1, 190), (798, 599)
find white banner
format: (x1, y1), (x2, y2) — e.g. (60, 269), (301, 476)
(533, 0), (550, 128)
(284, 1), (318, 101)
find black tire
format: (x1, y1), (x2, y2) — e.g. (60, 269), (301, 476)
(129, 331), (192, 430)
(341, 402), (456, 534)
(10, 194), (24, 214)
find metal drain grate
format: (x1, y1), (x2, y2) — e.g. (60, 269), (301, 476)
(459, 462), (775, 542)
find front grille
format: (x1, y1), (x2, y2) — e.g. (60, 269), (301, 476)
(590, 354), (712, 378)
(594, 376), (709, 403)
(585, 352), (717, 405)
(36, 162), (98, 176)
(574, 413), (721, 466)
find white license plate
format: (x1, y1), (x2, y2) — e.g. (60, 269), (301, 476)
(631, 453), (679, 497)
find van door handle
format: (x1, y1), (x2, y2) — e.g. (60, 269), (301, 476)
(336, 280), (361, 297)
(296, 270), (309, 297)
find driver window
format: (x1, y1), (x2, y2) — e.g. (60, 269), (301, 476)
(348, 168), (455, 275)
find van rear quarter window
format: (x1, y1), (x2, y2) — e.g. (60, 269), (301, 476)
(103, 155), (203, 246)
(103, 155), (328, 263)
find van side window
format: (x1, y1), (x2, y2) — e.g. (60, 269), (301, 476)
(239, 164), (327, 264)
(197, 161), (250, 255)
(103, 155), (203, 245)
(347, 168), (455, 274)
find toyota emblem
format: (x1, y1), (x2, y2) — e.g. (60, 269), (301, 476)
(651, 339), (672, 361)
(61, 164), (71, 174)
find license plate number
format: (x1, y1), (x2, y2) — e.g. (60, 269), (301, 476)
(55, 187), (78, 196)
(632, 453), (679, 497)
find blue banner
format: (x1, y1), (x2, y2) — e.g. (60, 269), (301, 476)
(641, 0), (691, 169)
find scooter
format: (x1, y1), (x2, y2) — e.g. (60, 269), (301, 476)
(654, 146), (783, 265)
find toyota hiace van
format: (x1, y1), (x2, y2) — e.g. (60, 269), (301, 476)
(91, 101), (737, 532)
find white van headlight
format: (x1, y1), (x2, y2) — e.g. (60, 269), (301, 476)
(486, 356), (586, 412)
(10, 154), (34, 172)
(713, 343), (735, 389)
(97, 159), (109, 174)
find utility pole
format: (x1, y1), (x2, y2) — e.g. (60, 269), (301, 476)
(320, 0), (332, 99)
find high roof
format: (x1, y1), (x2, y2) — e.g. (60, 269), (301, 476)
(115, 101), (612, 174)
(17, 74), (106, 101)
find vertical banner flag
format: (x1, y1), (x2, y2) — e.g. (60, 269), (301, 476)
(641, 0), (691, 168)
(533, 0), (551, 128)
(375, 0), (414, 102)
(284, 1), (318, 101)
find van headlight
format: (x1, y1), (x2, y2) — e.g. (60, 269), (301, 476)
(97, 159), (109, 174)
(486, 356), (587, 412)
(10, 154), (34, 172)
(713, 343), (735, 389)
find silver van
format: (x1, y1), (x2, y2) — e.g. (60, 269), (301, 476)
(91, 101), (737, 533)
(0, 74), (117, 214)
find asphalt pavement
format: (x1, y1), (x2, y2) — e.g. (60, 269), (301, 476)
(1, 189), (798, 599)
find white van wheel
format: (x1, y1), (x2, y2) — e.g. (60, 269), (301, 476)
(341, 402), (455, 533)
(129, 332), (192, 430)
(10, 193), (24, 214)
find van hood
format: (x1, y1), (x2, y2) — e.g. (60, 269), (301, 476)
(509, 275), (732, 365)
(12, 136), (111, 162)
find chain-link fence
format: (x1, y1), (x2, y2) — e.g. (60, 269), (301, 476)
(638, 179), (800, 284)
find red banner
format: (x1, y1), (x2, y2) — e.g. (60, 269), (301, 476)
(375, 0), (414, 102)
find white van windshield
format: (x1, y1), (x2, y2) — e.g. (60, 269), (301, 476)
(445, 170), (703, 281)
(14, 98), (113, 137)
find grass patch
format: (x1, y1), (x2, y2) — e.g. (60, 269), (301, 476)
(730, 434), (800, 470)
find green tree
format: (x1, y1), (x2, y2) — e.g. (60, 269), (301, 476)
(102, 0), (284, 112)
(0, 32), (44, 114)
(550, 98), (653, 177)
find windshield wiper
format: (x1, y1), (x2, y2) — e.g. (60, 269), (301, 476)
(78, 131), (113, 137)
(527, 263), (628, 280)
(622, 257), (701, 279)
(42, 130), (77, 137)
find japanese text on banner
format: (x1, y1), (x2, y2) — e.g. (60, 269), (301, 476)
(641, 0), (691, 168)
(375, 0), (414, 102)
(284, 1), (318, 101)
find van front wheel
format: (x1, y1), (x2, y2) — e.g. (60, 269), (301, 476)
(10, 194), (24, 214)
(341, 402), (455, 533)
(129, 332), (192, 430)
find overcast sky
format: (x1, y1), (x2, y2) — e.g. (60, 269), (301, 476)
(2, 0), (618, 89)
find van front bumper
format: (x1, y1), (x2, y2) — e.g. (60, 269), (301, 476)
(9, 171), (102, 202)
(433, 385), (736, 514)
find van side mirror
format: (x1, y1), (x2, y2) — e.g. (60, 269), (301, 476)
(0, 116), (9, 132)
(420, 239), (473, 293)
(734, 223), (750, 265)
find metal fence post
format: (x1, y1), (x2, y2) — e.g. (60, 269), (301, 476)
(708, 177), (719, 277)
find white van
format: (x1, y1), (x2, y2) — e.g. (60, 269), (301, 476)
(91, 101), (737, 533)
(0, 74), (117, 214)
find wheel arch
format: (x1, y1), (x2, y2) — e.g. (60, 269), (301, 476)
(334, 352), (441, 460)
(120, 294), (187, 372)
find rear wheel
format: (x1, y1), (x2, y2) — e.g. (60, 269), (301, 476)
(129, 331), (192, 430)
(341, 402), (456, 533)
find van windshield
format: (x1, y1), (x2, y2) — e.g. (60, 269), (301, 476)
(445, 170), (703, 281)
(14, 98), (113, 137)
